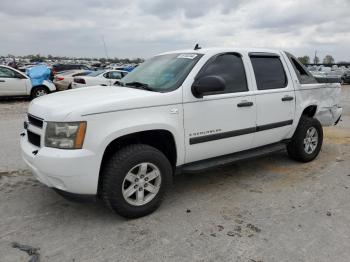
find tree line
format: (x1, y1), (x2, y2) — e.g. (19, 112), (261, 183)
(0, 54), (145, 64)
(297, 54), (349, 65)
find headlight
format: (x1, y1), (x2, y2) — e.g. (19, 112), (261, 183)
(45, 122), (87, 149)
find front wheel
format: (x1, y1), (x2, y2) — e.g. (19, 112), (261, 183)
(287, 116), (323, 162)
(101, 144), (173, 218)
(31, 87), (49, 99)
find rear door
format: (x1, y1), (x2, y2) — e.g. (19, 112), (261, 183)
(249, 53), (296, 147)
(184, 52), (257, 163)
(103, 71), (123, 85)
(0, 67), (27, 96)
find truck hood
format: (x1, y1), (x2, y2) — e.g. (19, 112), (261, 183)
(28, 86), (175, 121)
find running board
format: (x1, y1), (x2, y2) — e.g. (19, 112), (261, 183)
(177, 142), (287, 174)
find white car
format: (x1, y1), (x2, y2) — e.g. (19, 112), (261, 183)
(71, 70), (128, 88)
(0, 65), (56, 99)
(53, 70), (91, 91)
(21, 48), (342, 218)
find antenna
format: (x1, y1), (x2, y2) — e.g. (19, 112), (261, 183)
(194, 43), (201, 50)
(102, 35), (109, 60)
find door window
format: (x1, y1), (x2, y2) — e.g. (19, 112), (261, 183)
(108, 71), (122, 79)
(0, 67), (16, 78)
(250, 56), (287, 90)
(197, 53), (248, 94)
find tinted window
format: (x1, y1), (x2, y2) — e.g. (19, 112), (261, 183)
(108, 71), (122, 79)
(250, 56), (287, 90)
(198, 53), (248, 94)
(0, 67), (16, 78)
(286, 53), (317, 84)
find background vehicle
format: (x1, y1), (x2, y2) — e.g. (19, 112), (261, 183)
(0, 65), (56, 99)
(51, 64), (91, 75)
(21, 48), (342, 218)
(53, 70), (92, 91)
(72, 69), (128, 88)
(341, 70), (350, 84)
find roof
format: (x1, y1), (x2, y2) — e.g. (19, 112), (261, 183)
(159, 47), (284, 56)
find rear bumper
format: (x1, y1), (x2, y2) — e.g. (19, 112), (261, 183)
(315, 106), (342, 126)
(71, 82), (86, 89)
(53, 81), (70, 91)
(20, 134), (100, 195)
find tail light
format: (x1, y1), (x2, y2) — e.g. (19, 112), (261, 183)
(55, 76), (64, 81)
(74, 78), (86, 84)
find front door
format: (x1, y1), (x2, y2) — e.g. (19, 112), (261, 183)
(0, 67), (27, 96)
(183, 52), (257, 163)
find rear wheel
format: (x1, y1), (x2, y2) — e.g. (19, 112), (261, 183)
(101, 144), (172, 218)
(31, 86), (48, 99)
(287, 116), (323, 162)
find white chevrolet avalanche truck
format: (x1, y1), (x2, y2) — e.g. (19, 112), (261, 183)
(20, 48), (342, 218)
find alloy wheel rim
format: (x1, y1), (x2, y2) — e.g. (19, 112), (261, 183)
(303, 127), (318, 154)
(36, 89), (47, 97)
(122, 162), (161, 206)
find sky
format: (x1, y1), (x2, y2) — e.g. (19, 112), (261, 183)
(0, 0), (349, 61)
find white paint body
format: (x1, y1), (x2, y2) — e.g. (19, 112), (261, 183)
(20, 48), (343, 195)
(0, 65), (56, 97)
(71, 70), (128, 89)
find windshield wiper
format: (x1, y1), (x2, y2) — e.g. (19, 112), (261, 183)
(124, 81), (155, 91)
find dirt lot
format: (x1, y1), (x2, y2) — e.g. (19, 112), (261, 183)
(0, 87), (350, 262)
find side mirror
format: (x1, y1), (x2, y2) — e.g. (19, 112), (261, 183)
(191, 75), (226, 98)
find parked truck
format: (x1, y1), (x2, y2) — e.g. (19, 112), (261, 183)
(20, 48), (342, 218)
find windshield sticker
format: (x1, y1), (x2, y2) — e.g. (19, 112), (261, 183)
(177, 54), (198, 59)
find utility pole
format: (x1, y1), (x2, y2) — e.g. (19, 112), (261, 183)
(102, 35), (109, 60)
(314, 50), (318, 65)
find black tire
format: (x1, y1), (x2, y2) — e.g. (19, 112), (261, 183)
(101, 144), (173, 218)
(287, 115), (323, 162)
(31, 86), (49, 99)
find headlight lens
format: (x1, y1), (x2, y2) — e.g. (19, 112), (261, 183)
(45, 122), (87, 149)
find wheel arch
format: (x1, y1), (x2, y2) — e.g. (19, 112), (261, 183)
(301, 104), (318, 118)
(30, 85), (50, 98)
(97, 129), (177, 196)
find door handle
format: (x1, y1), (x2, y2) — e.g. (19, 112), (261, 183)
(237, 101), (254, 107)
(282, 96), (294, 101)
(0, 80), (5, 83)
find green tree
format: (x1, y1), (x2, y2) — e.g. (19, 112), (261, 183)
(323, 55), (334, 64)
(297, 56), (310, 65)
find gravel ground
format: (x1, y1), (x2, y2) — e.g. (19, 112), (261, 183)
(0, 86), (350, 262)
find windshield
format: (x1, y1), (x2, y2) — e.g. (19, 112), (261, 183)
(120, 53), (203, 92)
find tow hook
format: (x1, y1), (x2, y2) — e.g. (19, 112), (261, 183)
(32, 150), (38, 156)
(20, 132), (25, 137)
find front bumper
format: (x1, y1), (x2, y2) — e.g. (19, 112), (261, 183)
(20, 134), (100, 195)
